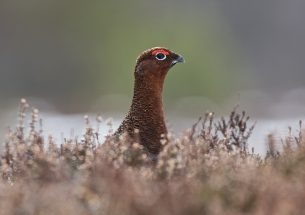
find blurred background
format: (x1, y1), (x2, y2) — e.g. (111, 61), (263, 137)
(1, 0), (305, 153)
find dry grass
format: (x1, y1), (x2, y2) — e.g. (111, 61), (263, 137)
(0, 99), (305, 215)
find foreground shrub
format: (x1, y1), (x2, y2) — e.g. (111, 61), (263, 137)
(0, 99), (304, 215)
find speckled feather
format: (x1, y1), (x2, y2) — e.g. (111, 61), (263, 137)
(115, 47), (184, 155)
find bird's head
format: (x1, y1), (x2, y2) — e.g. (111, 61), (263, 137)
(135, 47), (184, 78)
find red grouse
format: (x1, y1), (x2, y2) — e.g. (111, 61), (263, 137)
(115, 47), (184, 155)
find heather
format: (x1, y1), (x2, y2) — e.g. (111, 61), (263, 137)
(0, 99), (304, 215)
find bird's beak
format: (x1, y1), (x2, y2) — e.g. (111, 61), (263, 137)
(171, 54), (185, 67)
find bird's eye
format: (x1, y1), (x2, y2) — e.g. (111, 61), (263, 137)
(155, 52), (167, 61)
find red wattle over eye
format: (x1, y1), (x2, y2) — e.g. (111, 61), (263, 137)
(152, 49), (169, 56)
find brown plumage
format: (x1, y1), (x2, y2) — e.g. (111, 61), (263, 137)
(115, 47), (184, 155)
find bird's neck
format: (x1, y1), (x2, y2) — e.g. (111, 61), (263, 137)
(128, 75), (167, 126)
(131, 76), (165, 113)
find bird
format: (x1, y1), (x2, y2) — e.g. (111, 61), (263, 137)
(114, 47), (184, 156)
